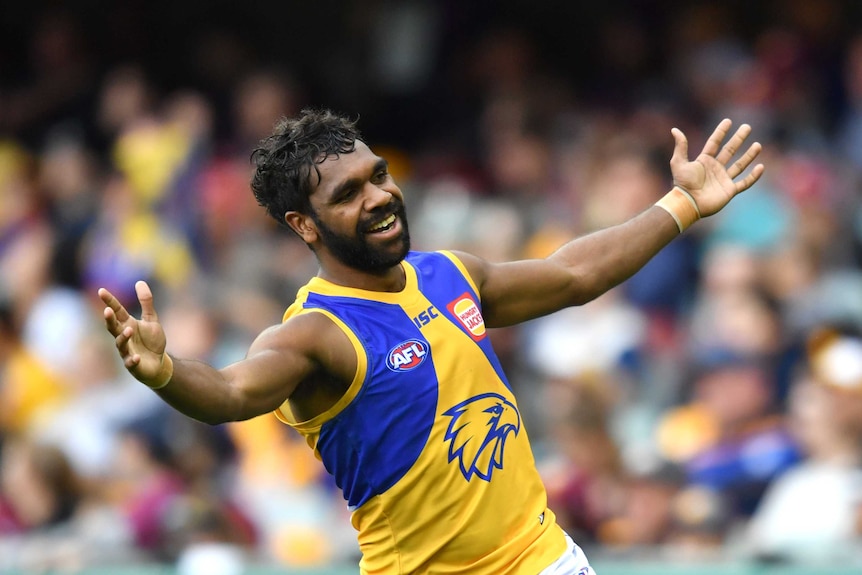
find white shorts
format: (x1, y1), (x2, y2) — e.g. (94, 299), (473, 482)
(537, 534), (596, 575)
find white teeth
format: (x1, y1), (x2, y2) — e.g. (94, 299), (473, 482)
(368, 214), (396, 232)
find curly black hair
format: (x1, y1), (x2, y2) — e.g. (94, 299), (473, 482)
(250, 108), (361, 228)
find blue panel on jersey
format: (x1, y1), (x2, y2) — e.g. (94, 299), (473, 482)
(304, 292), (438, 509)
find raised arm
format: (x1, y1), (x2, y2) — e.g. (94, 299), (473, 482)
(462, 119), (765, 327)
(99, 281), (353, 424)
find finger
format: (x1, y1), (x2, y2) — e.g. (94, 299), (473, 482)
(135, 281), (159, 323)
(701, 118), (733, 157)
(733, 163), (766, 194)
(103, 306), (124, 336)
(98, 287), (130, 323)
(115, 325), (134, 354)
(715, 123), (752, 166)
(125, 353), (141, 370)
(669, 127), (690, 170)
(727, 141), (763, 179)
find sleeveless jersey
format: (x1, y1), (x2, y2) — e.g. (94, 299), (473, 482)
(275, 250), (567, 574)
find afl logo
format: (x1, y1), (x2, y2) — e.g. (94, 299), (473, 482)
(386, 339), (429, 371)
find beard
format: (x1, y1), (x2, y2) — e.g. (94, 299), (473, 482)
(311, 200), (411, 273)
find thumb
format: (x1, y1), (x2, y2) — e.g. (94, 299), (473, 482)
(135, 280), (159, 323)
(669, 127), (690, 170)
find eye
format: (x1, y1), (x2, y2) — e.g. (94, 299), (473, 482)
(337, 187), (359, 203)
(372, 169), (389, 184)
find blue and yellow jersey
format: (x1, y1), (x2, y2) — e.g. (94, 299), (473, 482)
(275, 251), (567, 574)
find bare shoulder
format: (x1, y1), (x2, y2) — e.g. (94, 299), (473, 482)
(446, 249), (549, 295)
(248, 310), (357, 385)
(445, 249), (575, 327)
(446, 249), (490, 287)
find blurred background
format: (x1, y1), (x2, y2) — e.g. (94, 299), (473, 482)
(2, 0), (862, 573)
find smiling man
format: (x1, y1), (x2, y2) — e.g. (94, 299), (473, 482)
(99, 108), (764, 574)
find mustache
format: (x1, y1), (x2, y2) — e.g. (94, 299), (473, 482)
(359, 199), (406, 232)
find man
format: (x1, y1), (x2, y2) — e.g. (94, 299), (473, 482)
(99, 109), (764, 574)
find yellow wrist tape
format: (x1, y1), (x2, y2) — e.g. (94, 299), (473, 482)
(655, 186), (701, 233)
(148, 354), (174, 390)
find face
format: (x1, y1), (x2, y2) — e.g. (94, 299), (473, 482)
(300, 141), (410, 273)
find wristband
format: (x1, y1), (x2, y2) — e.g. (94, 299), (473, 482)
(655, 186), (701, 233)
(147, 354), (174, 390)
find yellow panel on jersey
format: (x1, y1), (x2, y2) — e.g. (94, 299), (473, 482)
(275, 251), (567, 574)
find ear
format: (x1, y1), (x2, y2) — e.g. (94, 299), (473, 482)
(284, 211), (318, 244)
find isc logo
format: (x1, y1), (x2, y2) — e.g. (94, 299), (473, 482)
(386, 339), (429, 371)
(411, 305), (439, 328)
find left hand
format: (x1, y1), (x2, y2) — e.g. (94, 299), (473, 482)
(670, 119), (765, 217)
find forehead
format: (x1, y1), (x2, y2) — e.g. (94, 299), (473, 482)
(312, 140), (379, 195)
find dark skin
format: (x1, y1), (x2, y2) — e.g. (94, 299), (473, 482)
(99, 119), (764, 425)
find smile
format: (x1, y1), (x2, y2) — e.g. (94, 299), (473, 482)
(367, 214), (397, 233)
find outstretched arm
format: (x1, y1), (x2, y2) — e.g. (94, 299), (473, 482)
(462, 119), (765, 327)
(99, 281), (351, 424)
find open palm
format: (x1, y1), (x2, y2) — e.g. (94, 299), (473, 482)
(670, 119), (765, 217)
(99, 280), (168, 386)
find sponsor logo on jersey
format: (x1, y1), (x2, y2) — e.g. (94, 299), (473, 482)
(442, 393), (521, 482)
(446, 292), (486, 341)
(412, 305), (439, 328)
(386, 339), (429, 371)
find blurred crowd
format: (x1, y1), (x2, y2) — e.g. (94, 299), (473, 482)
(3, 1), (862, 573)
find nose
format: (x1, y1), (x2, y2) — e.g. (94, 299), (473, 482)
(363, 181), (393, 210)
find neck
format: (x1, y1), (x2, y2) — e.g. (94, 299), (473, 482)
(318, 261), (406, 292)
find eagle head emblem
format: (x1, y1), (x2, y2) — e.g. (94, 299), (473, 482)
(442, 392), (521, 482)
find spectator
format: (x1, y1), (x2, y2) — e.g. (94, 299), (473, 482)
(0, 437), (136, 571)
(0, 288), (69, 436)
(746, 325), (862, 563)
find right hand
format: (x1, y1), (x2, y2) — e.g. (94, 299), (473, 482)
(99, 280), (168, 387)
